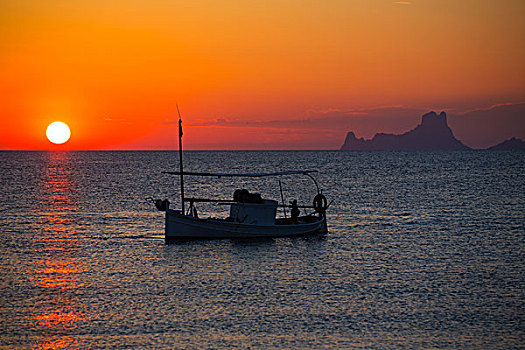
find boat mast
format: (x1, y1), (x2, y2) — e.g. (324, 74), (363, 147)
(177, 104), (185, 214)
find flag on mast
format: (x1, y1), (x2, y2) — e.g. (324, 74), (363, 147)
(177, 104), (183, 138)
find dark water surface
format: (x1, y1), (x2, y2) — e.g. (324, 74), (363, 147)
(1, 151), (523, 349)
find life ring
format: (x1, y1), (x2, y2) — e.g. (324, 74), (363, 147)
(313, 194), (328, 213)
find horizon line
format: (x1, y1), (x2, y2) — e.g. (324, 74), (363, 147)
(0, 148), (518, 152)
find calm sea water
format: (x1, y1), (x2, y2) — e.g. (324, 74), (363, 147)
(0, 151), (523, 349)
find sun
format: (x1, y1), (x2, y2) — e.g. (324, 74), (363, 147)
(46, 121), (71, 145)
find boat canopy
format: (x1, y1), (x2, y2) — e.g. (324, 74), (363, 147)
(162, 170), (318, 178)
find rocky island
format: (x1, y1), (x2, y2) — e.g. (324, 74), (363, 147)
(488, 137), (525, 150)
(340, 111), (470, 150)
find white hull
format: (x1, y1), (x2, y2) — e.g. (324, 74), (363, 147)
(165, 209), (327, 239)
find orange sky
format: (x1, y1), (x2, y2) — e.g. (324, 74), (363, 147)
(1, 0), (524, 150)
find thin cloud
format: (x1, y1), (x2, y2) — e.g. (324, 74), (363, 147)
(160, 106), (428, 136)
(456, 101), (525, 116)
(393, 1), (412, 5)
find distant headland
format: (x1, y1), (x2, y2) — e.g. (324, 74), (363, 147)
(488, 137), (525, 150)
(340, 111), (524, 150)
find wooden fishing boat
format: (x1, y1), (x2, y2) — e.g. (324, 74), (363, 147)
(154, 108), (329, 239)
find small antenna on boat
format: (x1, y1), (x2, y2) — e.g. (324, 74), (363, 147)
(176, 104), (185, 214)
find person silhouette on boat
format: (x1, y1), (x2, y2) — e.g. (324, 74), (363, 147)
(290, 199), (300, 223)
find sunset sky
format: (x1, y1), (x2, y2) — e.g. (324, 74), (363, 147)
(1, 0), (524, 150)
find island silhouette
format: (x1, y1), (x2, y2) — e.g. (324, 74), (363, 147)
(488, 137), (525, 150)
(340, 111), (524, 150)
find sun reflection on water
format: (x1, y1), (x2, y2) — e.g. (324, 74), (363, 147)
(33, 311), (83, 328)
(31, 152), (84, 349)
(34, 336), (81, 350)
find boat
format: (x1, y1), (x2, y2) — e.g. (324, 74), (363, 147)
(154, 107), (330, 239)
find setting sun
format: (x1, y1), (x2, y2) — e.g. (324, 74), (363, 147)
(46, 122), (71, 145)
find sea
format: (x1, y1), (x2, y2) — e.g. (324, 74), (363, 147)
(0, 150), (523, 349)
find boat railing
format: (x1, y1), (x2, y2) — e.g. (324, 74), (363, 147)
(184, 197), (317, 209)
